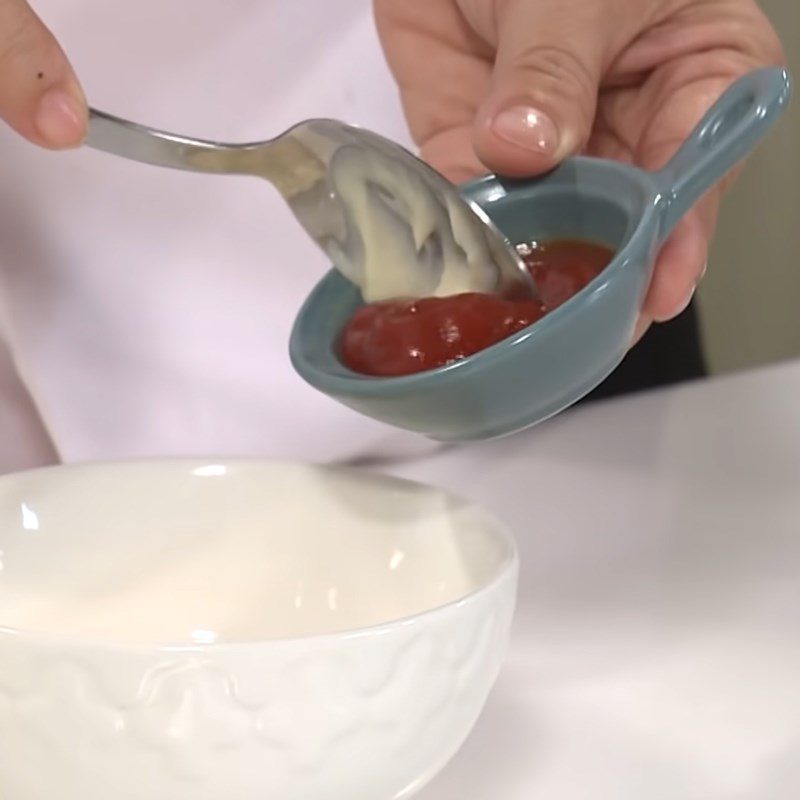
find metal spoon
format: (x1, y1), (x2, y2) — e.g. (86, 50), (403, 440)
(85, 111), (537, 303)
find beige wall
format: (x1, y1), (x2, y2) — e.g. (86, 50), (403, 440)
(697, 0), (800, 374)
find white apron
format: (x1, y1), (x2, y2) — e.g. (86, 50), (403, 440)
(0, 0), (441, 472)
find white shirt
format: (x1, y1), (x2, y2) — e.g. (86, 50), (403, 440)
(0, 0), (441, 472)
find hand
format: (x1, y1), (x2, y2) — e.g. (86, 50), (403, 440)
(0, 0), (86, 148)
(374, 0), (784, 336)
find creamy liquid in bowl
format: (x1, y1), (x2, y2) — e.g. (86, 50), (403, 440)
(0, 462), (512, 645)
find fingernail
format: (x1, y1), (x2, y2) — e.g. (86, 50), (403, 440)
(696, 261), (708, 285)
(630, 314), (651, 346)
(491, 106), (559, 156)
(674, 286), (696, 317)
(35, 88), (86, 147)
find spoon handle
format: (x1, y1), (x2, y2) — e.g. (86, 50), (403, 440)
(86, 108), (256, 174)
(86, 109), (329, 197)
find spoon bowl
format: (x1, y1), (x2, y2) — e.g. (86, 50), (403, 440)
(290, 68), (792, 442)
(86, 113), (536, 301)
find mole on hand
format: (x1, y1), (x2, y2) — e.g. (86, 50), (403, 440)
(37, 72), (44, 80)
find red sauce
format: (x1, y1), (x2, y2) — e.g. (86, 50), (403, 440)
(340, 239), (613, 377)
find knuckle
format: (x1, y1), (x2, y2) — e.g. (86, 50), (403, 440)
(761, 28), (786, 66)
(742, 1), (786, 64)
(721, 7), (786, 66)
(520, 45), (595, 97)
(511, 45), (598, 130)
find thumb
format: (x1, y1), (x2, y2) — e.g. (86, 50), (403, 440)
(0, 0), (87, 148)
(472, 0), (610, 177)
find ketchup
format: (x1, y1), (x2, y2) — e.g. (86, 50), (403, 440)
(340, 239), (613, 377)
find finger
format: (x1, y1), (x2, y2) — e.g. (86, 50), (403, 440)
(0, 0), (86, 148)
(633, 189), (716, 341)
(373, 0), (492, 179)
(471, 0), (632, 176)
(644, 212), (706, 323)
(419, 125), (487, 183)
(633, 69), (742, 321)
(643, 191), (718, 322)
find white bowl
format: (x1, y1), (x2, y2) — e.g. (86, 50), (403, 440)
(0, 460), (517, 800)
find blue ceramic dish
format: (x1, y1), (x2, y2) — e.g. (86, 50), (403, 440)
(290, 69), (792, 442)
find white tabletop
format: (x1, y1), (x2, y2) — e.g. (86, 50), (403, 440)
(387, 360), (800, 799)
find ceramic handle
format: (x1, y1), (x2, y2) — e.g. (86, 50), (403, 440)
(654, 68), (792, 242)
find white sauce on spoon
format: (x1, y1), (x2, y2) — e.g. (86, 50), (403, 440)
(325, 145), (503, 303)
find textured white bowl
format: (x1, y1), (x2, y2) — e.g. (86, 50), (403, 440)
(0, 460), (517, 800)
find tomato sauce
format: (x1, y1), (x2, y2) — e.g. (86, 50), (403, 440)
(340, 239), (614, 377)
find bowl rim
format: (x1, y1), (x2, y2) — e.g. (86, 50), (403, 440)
(290, 157), (660, 396)
(0, 457), (518, 652)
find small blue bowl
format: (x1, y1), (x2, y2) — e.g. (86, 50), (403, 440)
(290, 69), (791, 442)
